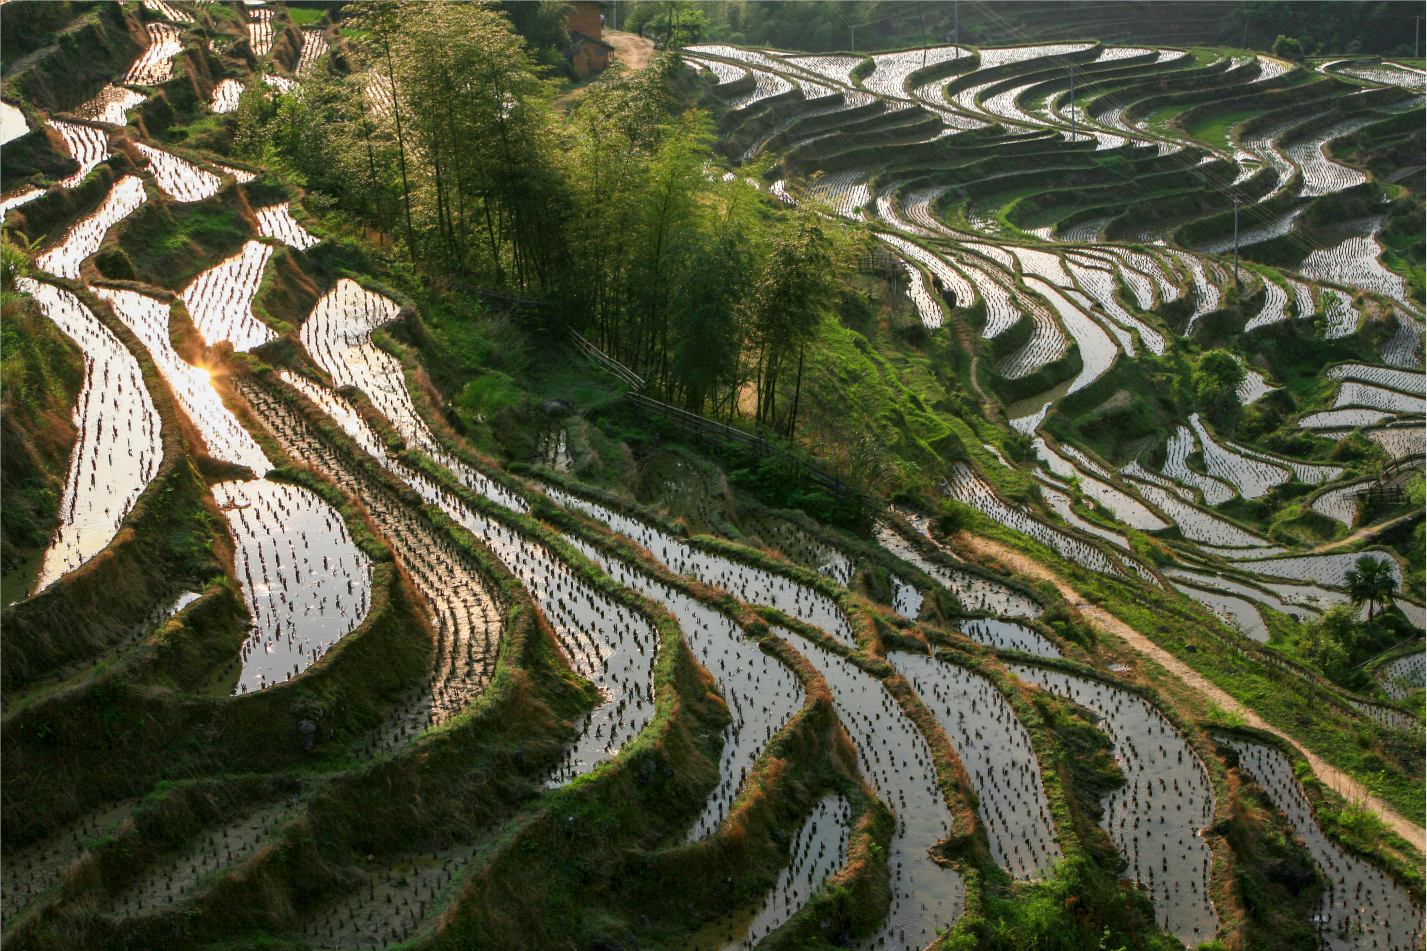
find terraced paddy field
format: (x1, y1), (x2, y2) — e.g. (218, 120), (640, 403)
(0, 3), (1422, 951)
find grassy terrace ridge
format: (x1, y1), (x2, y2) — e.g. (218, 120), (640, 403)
(3, 2), (1425, 949)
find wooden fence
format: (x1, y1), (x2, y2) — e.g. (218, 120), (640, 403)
(569, 331), (886, 513)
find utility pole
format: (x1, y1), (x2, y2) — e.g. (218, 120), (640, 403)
(851, 24), (855, 54)
(1069, 65), (1075, 141)
(1232, 195), (1243, 284)
(954, 0), (959, 46)
(1242, 19), (1248, 50)
(1416, 16), (1422, 59)
(918, 1), (927, 66)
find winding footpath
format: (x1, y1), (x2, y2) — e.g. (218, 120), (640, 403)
(960, 534), (1427, 849)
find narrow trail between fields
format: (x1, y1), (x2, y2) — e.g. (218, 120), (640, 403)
(961, 534), (1427, 849)
(1305, 511), (1419, 555)
(605, 31), (654, 70)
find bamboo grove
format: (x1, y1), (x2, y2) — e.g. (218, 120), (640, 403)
(233, 0), (850, 433)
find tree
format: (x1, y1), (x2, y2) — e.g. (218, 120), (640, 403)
(1299, 604), (1357, 673)
(1345, 554), (1399, 637)
(746, 205), (838, 435)
(1192, 350), (1245, 426)
(1272, 34), (1305, 61)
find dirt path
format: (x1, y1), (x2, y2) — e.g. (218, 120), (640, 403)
(605, 31), (654, 71)
(961, 534), (1427, 848)
(1306, 511), (1418, 555)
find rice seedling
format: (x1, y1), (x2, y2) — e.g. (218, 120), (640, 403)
(1365, 425), (1424, 459)
(211, 162), (257, 183)
(95, 288), (269, 472)
(247, 8), (275, 56)
(300, 280), (528, 512)
(805, 167), (872, 219)
(1220, 738), (1425, 950)
(742, 513), (854, 587)
(1298, 407), (1395, 429)
(892, 653), (1062, 878)
(1326, 363), (1425, 394)
(891, 574), (925, 620)
(1337, 63), (1427, 89)
(690, 794), (851, 950)
(723, 68), (795, 112)
(572, 541), (805, 842)
(1170, 581), (1270, 642)
(1036, 475), (1131, 550)
(1299, 217), (1419, 315)
(1170, 251), (1222, 332)
(1168, 566), (1316, 624)
(108, 801), (296, 917)
(215, 478), (373, 694)
(72, 84), (147, 125)
(0, 798), (139, 927)
(295, 27), (330, 77)
(36, 175), (147, 278)
(1195, 543), (1289, 560)
(133, 142), (223, 201)
(783, 54), (864, 88)
(14, 279), (163, 596)
(1119, 459), (1192, 501)
(545, 485), (857, 645)
(1125, 479), (1270, 548)
(1067, 260), (1167, 355)
(297, 842), (482, 948)
(1240, 551), (1402, 589)
(242, 379), (505, 742)
(48, 119), (108, 189)
(1161, 426), (1236, 506)
(997, 280), (1078, 381)
(947, 463), (1124, 576)
(879, 234), (975, 325)
(1332, 381), (1425, 415)
(1034, 439), (1167, 530)
(209, 79), (244, 114)
(125, 23), (184, 86)
(874, 522), (1046, 619)
(1285, 116), (1376, 197)
(254, 201), (319, 250)
(1, 186), (44, 217)
(954, 256), (1023, 337)
(1188, 413), (1291, 500)
(685, 57), (748, 88)
(862, 46), (968, 100)
(780, 628), (966, 950)
(1378, 314), (1424, 369)
(140, 0), (190, 23)
(1013, 666), (1220, 945)
(1310, 479), (1372, 527)
(180, 240), (276, 352)
(1376, 652), (1424, 701)
(1106, 247), (1183, 303)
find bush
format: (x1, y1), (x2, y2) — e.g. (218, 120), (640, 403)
(1272, 35), (1305, 61)
(934, 497), (974, 536)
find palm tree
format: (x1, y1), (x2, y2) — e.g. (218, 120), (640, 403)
(1345, 555), (1399, 638)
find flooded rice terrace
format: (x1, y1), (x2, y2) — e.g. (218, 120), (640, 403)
(1012, 666), (1220, 944)
(16, 279), (162, 595)
(1222, 739), (1424, 951)
(6, 8), (1427, 950)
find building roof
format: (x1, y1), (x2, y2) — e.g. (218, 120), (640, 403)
(564, 31), (615, 59)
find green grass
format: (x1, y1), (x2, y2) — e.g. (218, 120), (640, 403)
(285, 7), (326, 26)
(1186, 108), (1260, 150)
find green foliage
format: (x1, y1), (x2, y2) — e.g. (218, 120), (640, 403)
(1297, 603), (1359, 674)
(1271, 34), (1305, 61)
(933, 497), (973, 537)
(1192, 349), (1244, 425)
